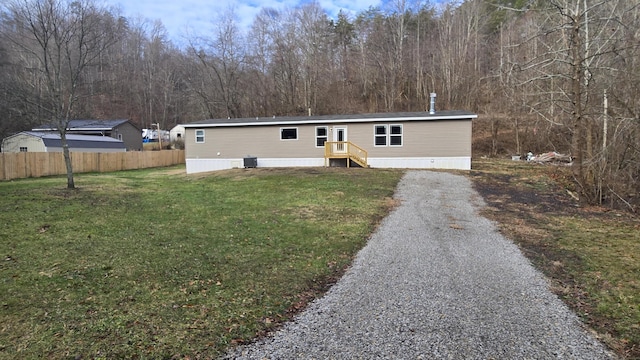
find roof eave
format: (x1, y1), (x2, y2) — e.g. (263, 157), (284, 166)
(182, 114), (477, 128)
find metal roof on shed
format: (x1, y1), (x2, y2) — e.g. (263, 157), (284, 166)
(32, 119), (134, 131)
(182, 110), (477, 128)
(21, 132), (126, 149)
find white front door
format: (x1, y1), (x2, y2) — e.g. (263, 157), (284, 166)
(333, 126), (347, 153)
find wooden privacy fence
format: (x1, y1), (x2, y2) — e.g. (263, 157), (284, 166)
(0, 150), (185, 180)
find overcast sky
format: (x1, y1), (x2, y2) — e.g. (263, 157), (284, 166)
(103, 0), (393, 44)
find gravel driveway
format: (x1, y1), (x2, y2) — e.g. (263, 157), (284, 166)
(224, 171), (615, 359)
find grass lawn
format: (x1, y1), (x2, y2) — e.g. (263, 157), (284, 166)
(470, 159), (640, 359)
(2, 161), (638, 359)
(0, 166), (403, 359)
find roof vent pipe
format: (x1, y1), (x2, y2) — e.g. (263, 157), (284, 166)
(429, 93), (437, 114)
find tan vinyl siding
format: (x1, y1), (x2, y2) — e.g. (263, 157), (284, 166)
(185, 125), (326, 159)
(357, 120), (471, 157)
(185, 119), (471, 159)
(1, 134), (46, 152)
(335, 120), (471, 157)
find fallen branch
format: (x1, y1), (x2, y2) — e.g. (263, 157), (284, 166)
(607, 185), (636, 213)
(566, 189), (580, 201)
(532, 151), (572, 163)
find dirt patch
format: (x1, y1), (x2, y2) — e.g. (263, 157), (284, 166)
(470, 167), (578, 215)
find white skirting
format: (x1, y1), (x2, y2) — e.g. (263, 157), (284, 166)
(367, 157), (471, 170)
(186, 156), (471, 174)
(186, 158), (324, 174)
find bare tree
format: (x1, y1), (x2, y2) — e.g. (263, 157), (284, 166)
(433, 1), (484, 110)
(188, 7), (246, 119)
(296, 1), (331, 115)
(503, 0), (639, 204)
(245, 8), (278, 116)
(407, 4), (437, 111)
(353, 8), (382, 112)
(3, 0), (121, 188)
(0, 31), (42, 138)
(330, 10), (355, 112)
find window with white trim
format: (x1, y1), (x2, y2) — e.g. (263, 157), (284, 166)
(19, 147), (28, 152)
(195, 129), (205, 143)
(315, 126), (328, 147)
(280, 127), (298, 140)
(374, 124), (403, 147)
(374, 125), (387, 146)
(390, 124), (403, 146)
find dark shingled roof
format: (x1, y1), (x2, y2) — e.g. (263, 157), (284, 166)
(182, 110), (477, 128)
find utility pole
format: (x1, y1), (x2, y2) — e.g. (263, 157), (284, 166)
(155, 123), (162, 150)
(603, 89), (608, 150)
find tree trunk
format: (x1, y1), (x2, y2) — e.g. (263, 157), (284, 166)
(60, 131), (75, 189)
(570, 15), (586, 197)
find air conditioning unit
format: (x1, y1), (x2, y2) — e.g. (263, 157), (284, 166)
(243, 156), (257, 168)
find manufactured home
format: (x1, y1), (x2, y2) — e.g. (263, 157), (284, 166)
(182, 109), (477, 174)
(1, 132), (126, 153)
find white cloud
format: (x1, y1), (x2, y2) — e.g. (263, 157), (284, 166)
(106, 0), (386, 44)
(319, 0), (381, 19)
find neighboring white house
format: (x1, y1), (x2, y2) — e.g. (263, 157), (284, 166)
(1, 131), (126, 153)
(169, 125), (185, 143)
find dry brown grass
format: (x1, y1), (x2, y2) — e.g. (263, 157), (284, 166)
(470, 158), (640, 359)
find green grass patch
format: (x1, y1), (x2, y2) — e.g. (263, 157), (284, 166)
(548, 216), (640, 355)
(0, 166), (403, 359)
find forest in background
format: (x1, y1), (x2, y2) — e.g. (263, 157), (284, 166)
(1, 0), (639, 208)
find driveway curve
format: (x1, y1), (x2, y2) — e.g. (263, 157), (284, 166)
(224, 171), (615, 359)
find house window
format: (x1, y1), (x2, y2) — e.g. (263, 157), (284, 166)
(117, 134), (123, 141)
(374, 125), (387, 146)
(390, 124), (403, 146)
(195, 129), (205, 143)
(374, 124), (403, 147)
(19, 147), (28, 152)
(280, 127), (298, 140)
(316, 126), (328, 147)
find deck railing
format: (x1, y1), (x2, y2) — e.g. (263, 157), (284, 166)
(324, 141), (368, 168)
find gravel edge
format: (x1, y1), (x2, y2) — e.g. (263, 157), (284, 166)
(223, 170), (616, 360)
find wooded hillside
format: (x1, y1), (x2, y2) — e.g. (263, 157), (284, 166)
(1, 0), (639, 208)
